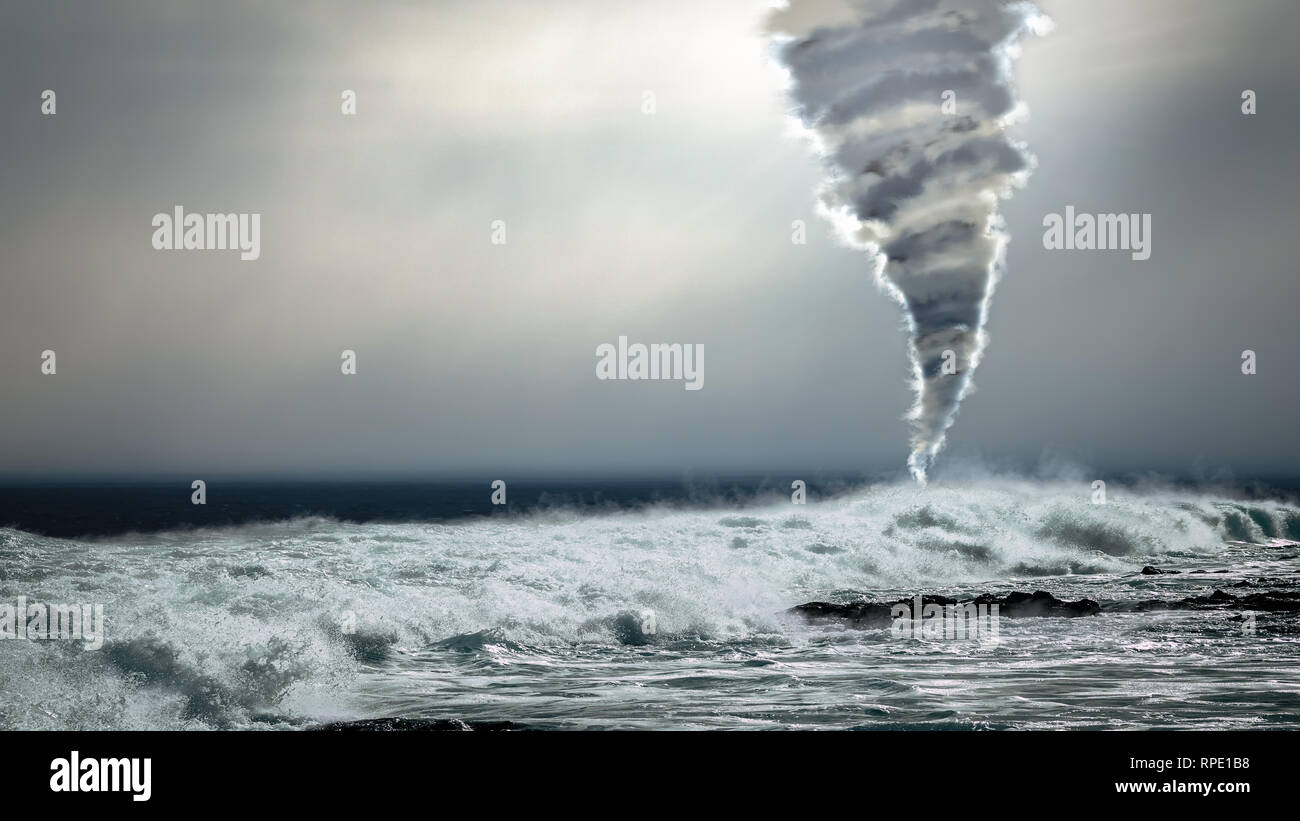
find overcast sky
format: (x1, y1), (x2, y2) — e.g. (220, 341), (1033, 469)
(1, 0), (1297, 480)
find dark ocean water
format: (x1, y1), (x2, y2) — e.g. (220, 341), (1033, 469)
(0, 477), (856, 539)
(2, 476), (1299, 730)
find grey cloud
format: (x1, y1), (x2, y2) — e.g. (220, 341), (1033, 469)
(1, 0), (1298, 481)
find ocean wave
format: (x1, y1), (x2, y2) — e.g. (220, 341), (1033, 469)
(1, 478), (1297, 729)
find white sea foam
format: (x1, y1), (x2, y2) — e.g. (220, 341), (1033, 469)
(1, 479), (1296, 729)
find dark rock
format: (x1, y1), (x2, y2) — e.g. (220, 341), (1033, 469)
(1230, 577), (1298, 589)
(973, 590), (1101, 618)
(1141, 565), (1180, 575)
(1238, 592), (1300, 612)
(789, 590), (1099, 627)
(787, 600), (897, 629)
(1129, 589), (1300, 613)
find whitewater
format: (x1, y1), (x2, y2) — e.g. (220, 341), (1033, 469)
(2, 478), (1298, 730)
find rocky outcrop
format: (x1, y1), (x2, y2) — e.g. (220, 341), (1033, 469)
(1128, 589), (1300, 613)
(789, 590), (1101, 628)
(974, 590), (1102, 617)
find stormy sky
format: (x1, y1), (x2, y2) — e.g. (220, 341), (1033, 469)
(1, 0), (1297, 480)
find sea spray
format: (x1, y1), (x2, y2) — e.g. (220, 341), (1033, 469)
(2, 479), (1295, 728)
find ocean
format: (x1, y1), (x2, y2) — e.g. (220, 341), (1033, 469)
(2, 476), (1298, 730)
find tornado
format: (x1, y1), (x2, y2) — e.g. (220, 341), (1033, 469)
(769, 0), (1049, 485)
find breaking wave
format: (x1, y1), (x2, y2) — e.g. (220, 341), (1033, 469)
(1, 478), (1296, 729)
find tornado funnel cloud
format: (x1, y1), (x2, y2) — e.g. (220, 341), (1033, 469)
(769, 0), (1047, 485)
